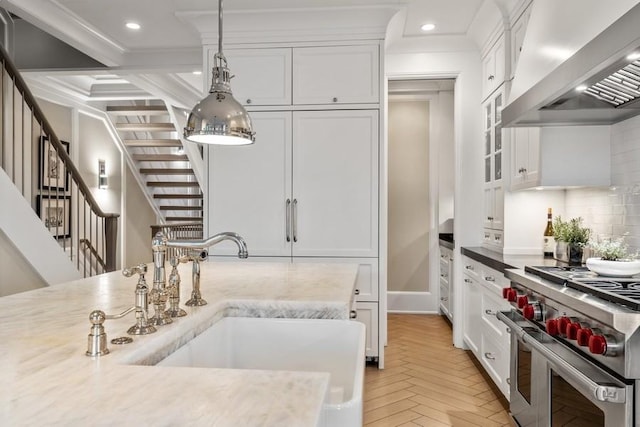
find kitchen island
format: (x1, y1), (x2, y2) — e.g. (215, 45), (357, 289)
(0, 261), (358, 426)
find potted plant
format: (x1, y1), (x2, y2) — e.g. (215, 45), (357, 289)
(587, 235), (640, 277)
(553, 216), (591, 264)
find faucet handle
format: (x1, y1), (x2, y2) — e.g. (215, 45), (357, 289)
(123, 264), (148, 278)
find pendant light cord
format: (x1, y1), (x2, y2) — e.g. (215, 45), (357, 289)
(218, 0), (223, 56)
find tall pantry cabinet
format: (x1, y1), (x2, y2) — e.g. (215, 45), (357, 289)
(204, 43), (384, 365)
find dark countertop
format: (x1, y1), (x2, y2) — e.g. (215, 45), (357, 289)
(439, 233), (454, 250)
(461, 246), (568, 274)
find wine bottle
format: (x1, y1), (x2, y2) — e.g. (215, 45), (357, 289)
(543, 208), (555, 257)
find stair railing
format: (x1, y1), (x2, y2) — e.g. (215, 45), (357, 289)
(0, 43), (119, 276)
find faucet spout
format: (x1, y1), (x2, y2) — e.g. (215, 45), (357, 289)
(165, 231), (249, 259)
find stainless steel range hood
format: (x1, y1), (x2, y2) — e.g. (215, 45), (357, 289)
(502, 3), (640, 127)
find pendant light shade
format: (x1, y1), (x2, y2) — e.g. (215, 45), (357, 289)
(184, 0), (255, 145)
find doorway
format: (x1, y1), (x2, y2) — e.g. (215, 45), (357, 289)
(387, 79), (455, 312)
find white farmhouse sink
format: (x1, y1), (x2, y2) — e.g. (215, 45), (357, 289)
(157, 317), (365, 427)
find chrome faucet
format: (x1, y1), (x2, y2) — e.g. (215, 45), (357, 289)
(151, 231), (248, 312)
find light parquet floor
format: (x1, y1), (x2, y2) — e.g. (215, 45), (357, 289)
(363, 314), (514, 427)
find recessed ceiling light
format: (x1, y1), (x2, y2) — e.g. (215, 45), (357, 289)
(576, 85), (588, 92)
(192, 70), (202, 75)
(126, 22), (141, 30)
(420, 23), (436, 32)
(627, 52), (640, 61)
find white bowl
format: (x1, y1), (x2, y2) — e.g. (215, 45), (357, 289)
(586, 257), (640, 278)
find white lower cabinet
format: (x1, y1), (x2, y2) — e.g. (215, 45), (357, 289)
(462, 255), (511, 399)
(439, 245), (453, 321)
(354, 301), (379, 359)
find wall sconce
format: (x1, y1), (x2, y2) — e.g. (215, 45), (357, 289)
(98, 160), (108, 189)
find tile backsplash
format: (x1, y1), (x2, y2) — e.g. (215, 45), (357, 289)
(565, 115), (640, 252)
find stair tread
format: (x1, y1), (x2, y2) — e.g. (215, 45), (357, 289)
(107, 105), (168, 115)
(116, 123), (175, 132)
(140, 168), (194, 175)
(159, 205), (202, 211)
(133, 154), (188, 161)
(147, 181), (200, 187)
(124, 139), (182, 147)
(166, 217), (203, 221)
(153, 194), (203, 199)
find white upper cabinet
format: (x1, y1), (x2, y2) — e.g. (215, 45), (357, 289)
(293, 45), (380, 105)
(510, 127), (540, 190)
(510, 5), (532, 79)
(510, 126), (611, 191)
(208, 111), (293, 256)
(222, 48), (292, 106)
(482, 35), (506, 100)
(292, 110), (379, 257)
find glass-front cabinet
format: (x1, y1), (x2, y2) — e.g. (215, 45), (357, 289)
(482, 89), (505, 249)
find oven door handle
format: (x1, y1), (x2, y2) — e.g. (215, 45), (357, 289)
(497, 311), (627, 404)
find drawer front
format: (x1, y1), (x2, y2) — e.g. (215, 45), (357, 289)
(439, 282), (451, 318)
(477, 264), (509, 296)
(461, 256), (480, 281)
(481, 332), (510, 399)
(481, 289), (511, 342)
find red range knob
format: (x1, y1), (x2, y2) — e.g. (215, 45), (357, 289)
(566, 322), (581, 340)
(589, 335), (607, 355)
(517, 295), (529, 309)
(576, 328), (593, 346)
(502, 287), (511, 299)
(557, 317), (571, 336)
(523, 304), (535, 320)
(546, 319), (559, 336)
(507, 289), (518, 302)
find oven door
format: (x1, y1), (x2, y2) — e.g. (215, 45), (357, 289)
(500, 311), (544, 426)
(499, 311), (634, 427)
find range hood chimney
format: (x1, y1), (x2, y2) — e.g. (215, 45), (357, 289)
(503, 2), (640, 127)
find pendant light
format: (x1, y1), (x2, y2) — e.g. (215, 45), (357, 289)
(184, 0), (255, 145)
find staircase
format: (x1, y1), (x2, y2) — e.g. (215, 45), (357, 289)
(107, 102), (204, 223)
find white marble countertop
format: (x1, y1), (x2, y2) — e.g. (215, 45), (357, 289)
(0, 261), (358, 426)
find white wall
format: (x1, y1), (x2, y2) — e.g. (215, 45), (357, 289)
(438, 91), (455, 228)
(564, 114), (640, 252)
(124, 167), (156, 265)
(0, 228), (46, 296)
(388, 99), (430, 293)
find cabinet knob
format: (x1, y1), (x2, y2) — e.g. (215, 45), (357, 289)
(465, 265), (474, 270)
(484, 276), (495, 282)
(487, 216), (494, 221)
(484, 352), (496, 360)
(440, 273), (448, 278)
(484, 309), (496, 316)
(488, 75), (495, 81)
(440, 297), (448, 301)
(354, 288), (360, 295)
(464, 278), (473, 284)
(350, 310), (357, 319)
(332, 97), (338, 103)
(246, 98), (252, 104)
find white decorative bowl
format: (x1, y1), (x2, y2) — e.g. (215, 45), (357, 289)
(586, 257), (640, 278)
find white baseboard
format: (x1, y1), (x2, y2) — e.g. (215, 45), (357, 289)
(387, 291), (438, 313)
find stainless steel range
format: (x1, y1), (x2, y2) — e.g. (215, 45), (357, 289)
(497, 265), (640, 427)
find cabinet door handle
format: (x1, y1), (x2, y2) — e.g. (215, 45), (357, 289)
(465, 265), (474, 270)
(485, 309), (496, 316)
(354, 288), (360, 295)
(488, 75), (495, 81)
(246, 98), (252, 104)
(485, 276), (495, 282)
(285, 199), (291, 242)
(440, 273), (448, 278)
(332, 97), (338, 103)
(484, 352), (496, 360)
(464, 278), (473, 284)
(440, 297), (448, 301)
(292, 198), (298, 243)
(350, 310), (357, 319)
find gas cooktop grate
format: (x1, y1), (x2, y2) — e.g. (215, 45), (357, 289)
(524, 266), (640, 311)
